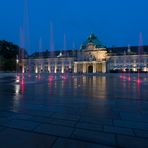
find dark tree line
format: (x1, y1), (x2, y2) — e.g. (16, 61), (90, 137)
(0, 40), (27, 71)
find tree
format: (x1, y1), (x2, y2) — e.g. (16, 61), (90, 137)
(0, 40), (27, 71)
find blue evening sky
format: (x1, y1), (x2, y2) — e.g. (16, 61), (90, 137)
(0, 0), (147, 53)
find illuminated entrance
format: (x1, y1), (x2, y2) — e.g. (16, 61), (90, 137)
(88, 65), (93, 73)
(96, 63), (102, 72)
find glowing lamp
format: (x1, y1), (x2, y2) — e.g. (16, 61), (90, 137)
(16, 76), (20, 83)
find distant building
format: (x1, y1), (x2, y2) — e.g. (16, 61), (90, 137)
(22, 34), (148, 73)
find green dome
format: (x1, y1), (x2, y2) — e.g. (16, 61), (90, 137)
(81, 34), (105, 49)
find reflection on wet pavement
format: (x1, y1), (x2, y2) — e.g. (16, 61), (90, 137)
(0, 73), (148, 147)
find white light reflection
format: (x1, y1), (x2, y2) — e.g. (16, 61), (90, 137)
(13, 84), (21, 112)
(15, 84), (20, 95)
(16, 76), (20, 83)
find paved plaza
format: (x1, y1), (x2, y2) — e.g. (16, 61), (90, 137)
(0, 73), (148, 148)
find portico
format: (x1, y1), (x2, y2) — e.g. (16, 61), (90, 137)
(74, 61), (106, 73)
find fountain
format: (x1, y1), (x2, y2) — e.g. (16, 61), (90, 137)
(137, 32), (143, 83)
(64, 33), (67, 50)
(48, 22), (56, 80)
(49, 22), (55, 58)
(120, 50), (126, 79)
(23, 0), (31, 78)
(16, 0), (30, 85)
(127, 45), (131, 81)
(37, 37), (43, 80)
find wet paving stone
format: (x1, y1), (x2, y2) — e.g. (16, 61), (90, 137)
(34, 123), (74, 137)
(71, 129), (116, 146)
(0, 117), (11, 126)
(113, 120), (148, 130)
(76, 122), (103, 132)
(52, 138), (113, 148)
(104, 125), (134, 136)
(0, 74), (148, 147)
(49, 118), (77, 127)
(80, 117), (113, 125)
(51, 112), (80, 121)
(117, 135), (148, 148)
(4, 119), (39, 131)
(0, 128), (56, 148)
(0, 126), (5, 132)
(134, 129), (148, 138)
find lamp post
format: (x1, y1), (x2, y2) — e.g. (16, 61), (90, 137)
(16, 55), (19, 76)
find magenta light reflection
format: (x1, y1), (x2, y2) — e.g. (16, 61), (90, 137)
(37, 74), (41, 80)
(21, 82), (25, 95)
(16, 75), (20, 83)
(120, 69), (124, 79)
(128, 70), (131, 81)
(63, 75), (67, 80)
(28, 74), (31, 78)
(21, 75), (25, 85)
(48, 75), (54, 82)
(137, 78), (141, 84)
(119, 75), (126, 80)
(128, 76), (131, 81)
(60, 73), (67, 80)
(136, 32), (143, 85)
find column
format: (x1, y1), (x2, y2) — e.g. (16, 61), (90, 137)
(83, 63), (87, 73)
(35, 65), (38, 73)
(102, 62), (106, 73)
(48, 63), (50, 73)
(93, 63), (96, 73)
(54, 62), (57, 73)
(69, 61), (72, 69)
(74, 63), (77, 73)
(144, 58), (147, 72)
(40, 63), (43, 72)
(22, 64), (25, 73)
(61, 62), (64, 73)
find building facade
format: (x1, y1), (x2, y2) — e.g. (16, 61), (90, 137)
(22, 34), (148, 73)
(107, 55), (148, 72)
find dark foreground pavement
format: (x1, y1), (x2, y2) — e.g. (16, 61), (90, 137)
(0, 74), (148, 148)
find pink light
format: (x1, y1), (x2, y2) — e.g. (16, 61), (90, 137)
(119, 76), (123, 79)
(120, 75), (126, 79)
(37, 74), (41, 80)
(16, 76), (20, 83)
(21, 82), (25, 94)
(63, 76), (67, 80)
(48, 76), (53, 81)
(128, 77), (131, 81)
(60, 76), (66, 80)
(61, 74), (67, 80)
(17, 76), (20, 80)
(28, 74), (31, 78)
(21, 78), (25, 85)
(137, 78), (141, 84)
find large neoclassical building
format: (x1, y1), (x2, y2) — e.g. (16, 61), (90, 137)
(22, 34), (148, 73)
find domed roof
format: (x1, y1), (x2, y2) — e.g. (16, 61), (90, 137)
(81, 33), (105, 50)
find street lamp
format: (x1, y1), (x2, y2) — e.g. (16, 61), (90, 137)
(16, 55), (19, 75)
(16, 59), (19, 64)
